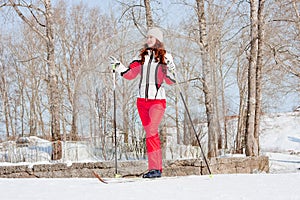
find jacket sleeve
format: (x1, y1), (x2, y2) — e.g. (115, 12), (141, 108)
(165, 71), (176, 85)
(119, 60), (142, 80)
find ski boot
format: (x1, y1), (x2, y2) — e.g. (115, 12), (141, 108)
(142, 169), (162, 178)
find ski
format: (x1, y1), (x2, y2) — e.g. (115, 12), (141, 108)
(92, 171), (173, 184)
(92, 171), (108, 184)
(92, 171), (144, 184)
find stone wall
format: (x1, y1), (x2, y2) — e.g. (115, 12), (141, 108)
(0, 156), (269, 178)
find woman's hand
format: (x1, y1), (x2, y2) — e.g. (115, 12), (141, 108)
(109, 56), (121, 68)
(165, 54), (176, 73)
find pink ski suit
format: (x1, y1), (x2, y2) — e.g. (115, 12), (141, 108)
(117, 49), (175, 171)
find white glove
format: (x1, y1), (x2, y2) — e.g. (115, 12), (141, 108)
(165, 53), (176, 73)
(109, 56), (121, 69)
(108, 56), (128, 74)
(167, 60), (176, 72)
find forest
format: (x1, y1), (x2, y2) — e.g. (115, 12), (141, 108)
(0, 0), (299, 160)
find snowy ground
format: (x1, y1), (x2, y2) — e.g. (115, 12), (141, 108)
(0, 173), (299, 200)
(0, 112), (299, 200)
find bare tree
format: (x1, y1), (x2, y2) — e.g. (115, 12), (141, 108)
(7, 0), (61, 159)
(235, 46), (248, 154)
(0, 63), (13, 139)
(269, 0), (300, 79)
(245, 0), (265, 156)
(195, 0), (220, 158)
(254, 0), (265, 154)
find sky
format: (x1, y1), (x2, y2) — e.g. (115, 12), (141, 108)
(63, 0), (192, 26)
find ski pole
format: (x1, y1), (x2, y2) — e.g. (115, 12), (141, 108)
(112, 64), (119, 177)
(172, 70), (212, 175)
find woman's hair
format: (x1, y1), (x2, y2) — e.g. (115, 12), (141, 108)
(140, 40), (166, 65)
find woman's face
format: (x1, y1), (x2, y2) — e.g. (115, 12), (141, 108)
(146, 35), (157, 48)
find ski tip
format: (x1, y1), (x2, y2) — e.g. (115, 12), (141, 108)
(115, 174), (122, 178)
(92, 171), (108, 184)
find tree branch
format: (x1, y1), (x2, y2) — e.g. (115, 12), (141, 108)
(17, 56), (40, 63)
(29, 7), (46, 27)
(271, 19), (296, 23)
(131, 8), (146, 37)
(0, 3), (7, 8)
(8, 0), (46, 41)
(20, 1), (46, 27)
(117, 1), (144, 23)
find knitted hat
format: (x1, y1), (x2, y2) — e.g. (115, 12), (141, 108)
(147, 27), (163, 42)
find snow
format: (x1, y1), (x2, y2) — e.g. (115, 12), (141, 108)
(0, 112), (300, 200)
(0, 174), (299, 200)
(260, 112), (300, 153)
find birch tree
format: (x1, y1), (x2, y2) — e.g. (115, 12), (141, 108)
(195, 0), (220, 158)
(245, 0), (265, 156)
(254, 0), (265, 154)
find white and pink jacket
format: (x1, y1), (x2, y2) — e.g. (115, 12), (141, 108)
(116, 50), (176, 99)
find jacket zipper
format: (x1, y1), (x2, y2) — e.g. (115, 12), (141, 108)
(145, 51), (153, 99)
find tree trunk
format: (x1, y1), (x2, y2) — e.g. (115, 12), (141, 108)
(70, 114), (78, 141)
(144, 0), (154, 28)
(236, 95), (247, 154)
(254, 0), (265, 155)
(235, 46), (248, 154)
(175, 93), (181, 144)
(122, 81), (129, 144)
(220, 70), (228, 150)
(45, 0), (62, 159)
(196, 0), (219, 158)
(183, 92), (191, 145)
(0, 75), (11, 139)
(245, 0), (259, 156)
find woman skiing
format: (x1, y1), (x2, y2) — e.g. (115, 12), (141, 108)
(110, 27), (176, 178)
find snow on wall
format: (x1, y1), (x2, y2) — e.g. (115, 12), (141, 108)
(0, 137), (97, 163)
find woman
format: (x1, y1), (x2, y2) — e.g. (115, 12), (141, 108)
(110, 27), (176, 178)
